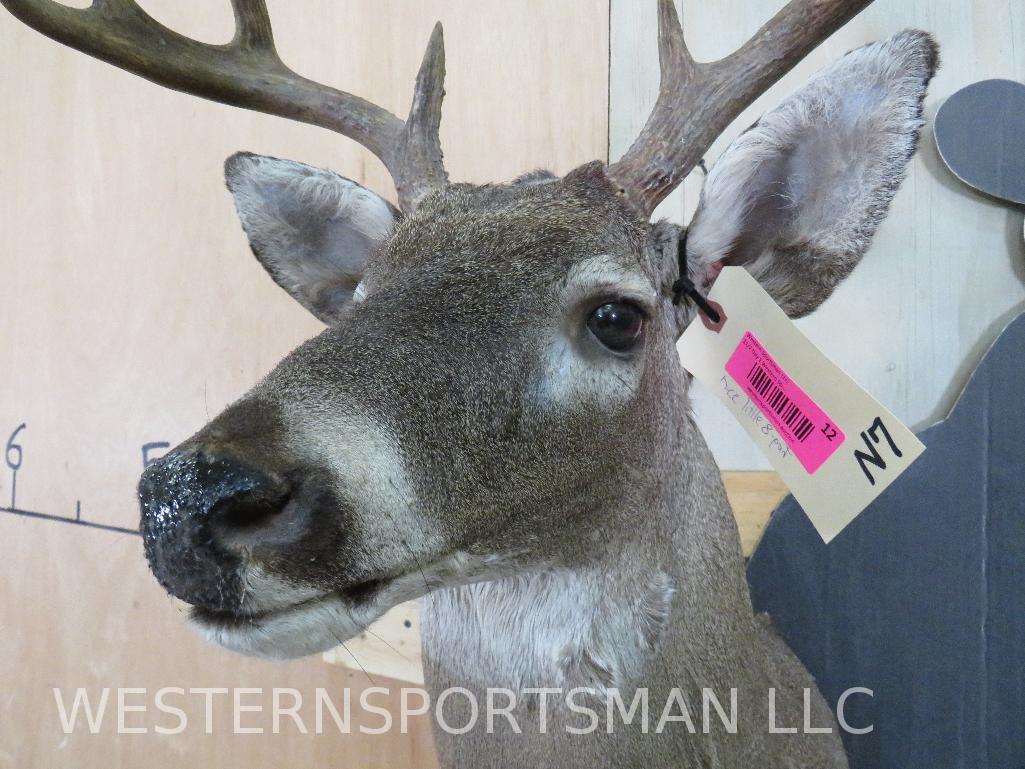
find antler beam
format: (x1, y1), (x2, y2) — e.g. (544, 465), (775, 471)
(607, 0), (873, 216)
(0, 0), (446, 211)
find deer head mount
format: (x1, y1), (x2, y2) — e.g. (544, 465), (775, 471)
(3, 4), (936, 755)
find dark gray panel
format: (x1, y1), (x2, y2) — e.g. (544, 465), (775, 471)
(935, 78), (1025, 206)
(747, 312), (1025, 769)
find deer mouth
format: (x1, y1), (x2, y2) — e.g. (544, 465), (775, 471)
(187, 549), (503, 659)
(188, 577), (393, 660)
(191, 571), (390, 624)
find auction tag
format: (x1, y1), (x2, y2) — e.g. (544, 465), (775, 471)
(678, 267), (924, 542)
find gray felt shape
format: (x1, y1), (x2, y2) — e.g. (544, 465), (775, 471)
(747, 311), (1025, 769)
(935, 79), (1025, 206)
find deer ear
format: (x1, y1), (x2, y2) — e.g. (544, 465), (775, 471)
(686, 30), (938, 318)
(224, 152), (397, 323)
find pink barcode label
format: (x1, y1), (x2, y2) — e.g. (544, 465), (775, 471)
(724, 331), (845, 474)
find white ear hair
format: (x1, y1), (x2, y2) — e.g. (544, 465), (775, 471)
(686, 30), (938, 317)
(225, 152), (397, 323)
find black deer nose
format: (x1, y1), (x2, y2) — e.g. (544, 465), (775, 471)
(138, 448), (292, 612)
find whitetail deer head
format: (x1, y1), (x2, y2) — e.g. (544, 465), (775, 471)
(2, 0), (936, 665)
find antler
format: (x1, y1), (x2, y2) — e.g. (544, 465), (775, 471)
(607, 0), (873, 217)
(0, 0), (447, 211)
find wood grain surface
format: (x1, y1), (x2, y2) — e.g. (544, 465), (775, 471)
(0, 2), (607, 766)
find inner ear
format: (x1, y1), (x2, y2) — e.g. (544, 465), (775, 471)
(225, 152), (398, 323)
(717, 145), (798, 268)
(685, 31), (938, 318)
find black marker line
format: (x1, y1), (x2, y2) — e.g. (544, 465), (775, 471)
(0, 506), (140, 537)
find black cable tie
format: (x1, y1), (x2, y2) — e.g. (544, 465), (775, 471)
(671, 228), (721, 324)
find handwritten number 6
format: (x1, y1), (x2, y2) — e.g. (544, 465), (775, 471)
(5, 424), (26, 472)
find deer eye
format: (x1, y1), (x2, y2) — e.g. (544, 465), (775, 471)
(587, 302), (646, 352)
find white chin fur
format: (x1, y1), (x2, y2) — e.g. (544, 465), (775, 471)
(192, 593), (374, 660)
(193, 552), (514, 659)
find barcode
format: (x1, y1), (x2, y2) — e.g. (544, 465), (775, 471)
(746, 364), (815, 442)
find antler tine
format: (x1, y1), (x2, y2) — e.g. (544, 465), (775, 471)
(607, 0), (874, 217)
(655, 0), (696, 83)
(0, 0), (448, 211)
(230, 0), (275, 52)
(394, 22), (449, 211)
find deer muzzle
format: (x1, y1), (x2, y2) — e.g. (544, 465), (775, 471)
(138, 447), (296, 612)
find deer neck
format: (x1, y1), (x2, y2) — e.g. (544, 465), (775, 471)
(420, 392), (755, 700)
(420, 391), (846, 766)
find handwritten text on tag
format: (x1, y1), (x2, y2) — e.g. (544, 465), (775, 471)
(678, 267), (925, 542)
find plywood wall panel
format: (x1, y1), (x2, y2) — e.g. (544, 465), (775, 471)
(610, 0), (1025, 469)
(0, 1), (609, 766)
